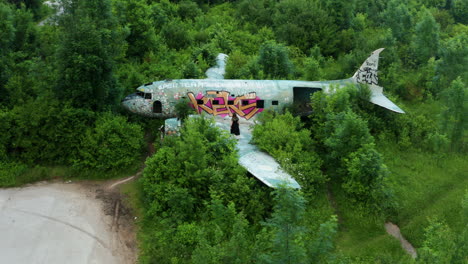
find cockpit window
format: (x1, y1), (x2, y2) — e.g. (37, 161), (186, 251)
(136, 91), (144, 97)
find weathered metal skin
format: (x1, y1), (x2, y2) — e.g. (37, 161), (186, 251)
(122, 49), (404, 119)
(122, 79), (350, 119)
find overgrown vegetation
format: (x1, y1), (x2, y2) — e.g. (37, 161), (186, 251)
(0, 0), (466, 263)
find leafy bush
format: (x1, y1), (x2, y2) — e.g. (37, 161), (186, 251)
(253, 111), (325, 193)
(141, 117), (268, 223)
(73, 112), (144, 172)
(0, 161), (27, 187)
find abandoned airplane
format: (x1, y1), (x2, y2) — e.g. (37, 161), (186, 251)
(122, 48), (404, 189)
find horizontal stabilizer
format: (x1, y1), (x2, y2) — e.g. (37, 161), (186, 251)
(369, 85), (405, 113)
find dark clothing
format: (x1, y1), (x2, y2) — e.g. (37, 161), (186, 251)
(230, 116), (240, 136)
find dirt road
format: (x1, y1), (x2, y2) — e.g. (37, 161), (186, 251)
(0, 181), (136, 264)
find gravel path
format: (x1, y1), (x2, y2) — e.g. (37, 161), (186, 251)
(385, 222), (417, 259)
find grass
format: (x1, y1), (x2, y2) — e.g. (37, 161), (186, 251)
(331, 142), (467, 262)
(381, 144), (467, 247)
(119, 179), (145, 220)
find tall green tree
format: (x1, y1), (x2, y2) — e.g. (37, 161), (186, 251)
(261, 186), (307, 264)
(441, 77), (467, 152)
(55, 0), (124, 111)
(273, 0), (338, 55)
(381, 0), (413, 44)
(412, 8), (441, 64)
(257, 41), (293, 79)
(0, 2), (15, 105)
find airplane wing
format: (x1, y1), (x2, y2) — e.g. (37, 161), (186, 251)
(213, 117), (301, 189)
(205, 53), (228, 79)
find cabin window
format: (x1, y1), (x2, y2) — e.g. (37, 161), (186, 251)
(228, 100), (234, 105)
(272, 100), (279, 106)
(153, 101), (162, 113)
(145, 93), (152, 99)
(212, 100), (219, 105)
(242, 100), (249, 106)
(256, 100), (264, 108)
(197, 99), (204, 105)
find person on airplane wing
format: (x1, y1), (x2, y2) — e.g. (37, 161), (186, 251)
(230, 113), (240, 136)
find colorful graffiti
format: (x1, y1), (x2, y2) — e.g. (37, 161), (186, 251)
(187, 90), (264, 120)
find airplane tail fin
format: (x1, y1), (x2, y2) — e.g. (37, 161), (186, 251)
(352, 48), (405, 114)
(352, 48), (384, 85)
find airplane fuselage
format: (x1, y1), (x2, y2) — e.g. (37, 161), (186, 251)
(122, 78), (352, 119)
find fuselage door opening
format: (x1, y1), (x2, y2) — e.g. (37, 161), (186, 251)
(153, 100), (162, 113)
(293, 87), (322, 114)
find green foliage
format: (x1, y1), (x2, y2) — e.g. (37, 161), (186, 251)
(0, 161), (27, 187)
(260, 186), (307, 264)
(440, 77), (467, 152)
(273, 0), (338, 55)
(174, 97), (196, 120)
(437, 31), (468, 87)
(73, 112), (144, 172)
(381, 0), (413, 44)
(113, 0), (156, 58)
(308, 215), (338, 263)
(191, 198), (255, 264)
(6, 99), (96, 164)
(55, 0), (124, 111)
(142, 116), (267, 223)
(418, 220), (456, 263)
(253, 111), (325, 194)
(257, 41), (293, 79)
(2, 0), (467, 262)
(411, 8), (441, 64)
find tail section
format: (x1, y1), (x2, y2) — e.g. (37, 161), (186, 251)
(352, 48), (384, 85)
(352, 48), (405, 114)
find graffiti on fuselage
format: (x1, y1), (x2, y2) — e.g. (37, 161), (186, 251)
(187, 90), (264, 120)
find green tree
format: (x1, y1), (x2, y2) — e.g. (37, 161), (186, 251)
(191, 198), (254, 264)
(73, 113), (143, 172)
(272, 0), (338, 55)
(113, 0), (158, 58)
(257, 41), (293, 79)
(441, 77), (467, 152)
(0, 2), (15, 105)
(261, 186), (307, 264)
(437, 32), (468, 88)
(253, 111), (325, 194)
(418, 220), (456, 263)
(55, 0), (123, 111)
(452, 0), (468, 24)
(142, 117), (266, 222)
(412, 8), (440, 64)
(308, 215), (338, 263)
(381, 0), (413, 44)
(324, 111), (374, 175)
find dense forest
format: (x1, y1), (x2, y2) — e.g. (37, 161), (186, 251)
(0, 0), (466, 263)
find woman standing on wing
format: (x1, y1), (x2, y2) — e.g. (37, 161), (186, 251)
(230, 113), (240, 136)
